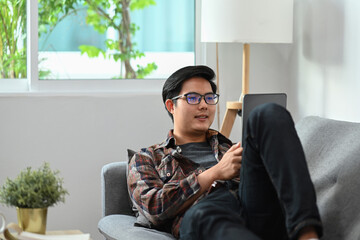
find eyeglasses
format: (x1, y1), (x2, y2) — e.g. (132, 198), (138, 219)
(171, 92), (219, 105)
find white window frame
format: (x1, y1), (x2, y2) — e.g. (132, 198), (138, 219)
(0, 0), (204, 93)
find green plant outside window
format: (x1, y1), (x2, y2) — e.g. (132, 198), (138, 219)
(0, 0), (26, 79)
(1, 0), (195, 80)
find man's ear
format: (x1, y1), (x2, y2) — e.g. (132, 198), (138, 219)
(165, 99), (175, 114)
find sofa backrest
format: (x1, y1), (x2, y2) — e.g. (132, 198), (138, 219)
(296, 116), (360, 240)
(101, 162), (134, 217)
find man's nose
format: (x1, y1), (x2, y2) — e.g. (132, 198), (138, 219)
(198, 97), (208, 108)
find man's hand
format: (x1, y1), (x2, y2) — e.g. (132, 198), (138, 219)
(212, 142), (242, 180)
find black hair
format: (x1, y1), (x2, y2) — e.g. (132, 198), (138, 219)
(162, 65), (217, 121)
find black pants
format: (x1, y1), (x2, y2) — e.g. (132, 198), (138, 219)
(179, 103), (322, 240)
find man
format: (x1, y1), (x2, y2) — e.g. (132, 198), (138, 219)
(127, 65), (323, 240)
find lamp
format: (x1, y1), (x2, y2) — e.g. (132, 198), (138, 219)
(201, 0), (293, 137)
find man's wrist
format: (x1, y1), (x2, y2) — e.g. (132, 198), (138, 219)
(205, 165), (219, 182)
(197, 167), (218, 191)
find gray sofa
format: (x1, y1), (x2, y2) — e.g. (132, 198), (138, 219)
(98, 161), (175, 240)
(98, 116), (360, 240)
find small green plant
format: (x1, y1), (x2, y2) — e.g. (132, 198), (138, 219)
(0, 162), (68, 208)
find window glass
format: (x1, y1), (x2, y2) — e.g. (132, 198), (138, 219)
(0, 0), (26, 79)
(38, 0), (195, 80)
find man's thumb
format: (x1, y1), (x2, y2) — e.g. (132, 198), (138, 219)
(229, 142), (241, 151)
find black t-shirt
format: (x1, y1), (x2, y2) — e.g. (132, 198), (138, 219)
(178, 142), (217, 169)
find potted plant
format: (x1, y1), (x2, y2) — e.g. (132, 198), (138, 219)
(0, 162), (68, 234)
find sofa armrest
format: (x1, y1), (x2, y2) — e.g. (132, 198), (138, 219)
(101, 162), (134, 217)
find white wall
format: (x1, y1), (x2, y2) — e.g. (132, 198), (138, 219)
(0, 93), (173, 239)
(1, 0), (360, 239)
(288, 0), (360, 122)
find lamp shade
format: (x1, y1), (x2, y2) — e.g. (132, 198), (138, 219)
(201, 0), (293, 43)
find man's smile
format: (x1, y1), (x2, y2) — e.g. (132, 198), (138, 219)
(195, 114), (209, 121)
(195, 114), (208, 118)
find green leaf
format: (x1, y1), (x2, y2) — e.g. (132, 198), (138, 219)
(130, 0), (156, 11)
(79, 45), (106, 58)
(136, 62), (157, 79)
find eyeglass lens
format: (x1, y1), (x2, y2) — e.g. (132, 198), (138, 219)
(186, 93), (218, 104)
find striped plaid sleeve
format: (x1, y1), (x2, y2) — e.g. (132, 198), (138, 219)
(127, 150), (201, 226)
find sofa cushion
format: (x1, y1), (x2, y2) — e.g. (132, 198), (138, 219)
(98, 214), (175, 240)
(296, 116), (360, 240)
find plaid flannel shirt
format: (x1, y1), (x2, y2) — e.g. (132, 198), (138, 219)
(127, 129), (234, 238)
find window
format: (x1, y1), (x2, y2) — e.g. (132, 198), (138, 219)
(0, 0), (200, 92)
(0, 0), (26, 80)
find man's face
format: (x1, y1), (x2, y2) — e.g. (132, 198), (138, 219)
(168, 77), (216, 139)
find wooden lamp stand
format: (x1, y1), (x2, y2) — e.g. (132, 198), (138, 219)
(220, 43), (250, 138)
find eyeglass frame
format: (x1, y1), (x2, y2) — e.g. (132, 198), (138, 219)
(171, 92), (220, 105)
